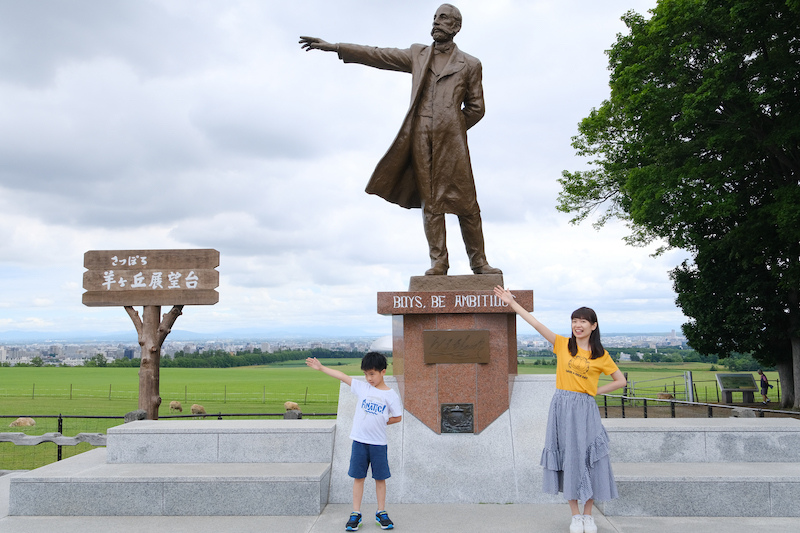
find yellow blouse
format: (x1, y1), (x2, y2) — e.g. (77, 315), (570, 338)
(553, 334), (619, 396)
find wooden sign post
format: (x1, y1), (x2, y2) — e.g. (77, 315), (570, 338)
(82, 249), (220, 420)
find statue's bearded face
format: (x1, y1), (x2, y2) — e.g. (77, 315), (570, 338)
(431, 5), (461, 42)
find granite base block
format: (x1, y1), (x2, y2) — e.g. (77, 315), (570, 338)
(10, 480), (160, 516)
(107, 432), (219, 463)
(602, 480), (771, 517)
(106, 420), (336, 464)
(600, 462), (800, 517)
(162, 478), (327, 516)
(604, 418), (800, 463)
(9, 448), (331, 517)
(770, 482), (800, 517)
(705, 430), (800, 463)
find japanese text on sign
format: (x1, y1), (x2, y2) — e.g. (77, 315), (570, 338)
(101, 270), (200, 291)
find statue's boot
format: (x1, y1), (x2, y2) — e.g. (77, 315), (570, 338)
(423, 210), (449, 275)
(459, 213), (502, 275)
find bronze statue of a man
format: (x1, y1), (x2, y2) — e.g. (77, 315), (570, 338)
(300, 4), (501, 276)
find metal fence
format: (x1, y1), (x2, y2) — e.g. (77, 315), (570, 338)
(620, 372), (781, 404)
(597, 394), (800, 420)
(0, 385), (335, 406)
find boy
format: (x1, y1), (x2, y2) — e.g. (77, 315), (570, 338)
(306, 352), (403, 530)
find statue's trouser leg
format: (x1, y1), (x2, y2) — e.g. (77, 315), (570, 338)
(458, 212), (489, 271)
(423, 206), (448, 271)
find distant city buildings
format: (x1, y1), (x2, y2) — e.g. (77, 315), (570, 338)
(0, 333), (686, 366)
(518, 332), (687, 351)
(0, 337), (375, 366)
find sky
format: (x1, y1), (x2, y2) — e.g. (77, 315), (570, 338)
(0, 0), (691, 341)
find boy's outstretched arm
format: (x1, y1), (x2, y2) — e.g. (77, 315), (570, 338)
(387, 416), (402, 425)
(305, 357), (353, 386)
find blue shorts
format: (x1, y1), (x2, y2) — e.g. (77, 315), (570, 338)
(348, 440), (391, 480)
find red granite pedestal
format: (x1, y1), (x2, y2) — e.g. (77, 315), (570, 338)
(377, 275), (533, 434)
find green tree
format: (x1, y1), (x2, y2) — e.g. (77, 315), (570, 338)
(558, 0), (800, 407)
(84, 353), (108, 367)
(30, 356), (44, 367)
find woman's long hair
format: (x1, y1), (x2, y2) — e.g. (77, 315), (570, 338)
(567, 307), (605, 360)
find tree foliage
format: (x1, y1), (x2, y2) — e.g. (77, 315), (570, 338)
(159, 348), (364, 369)
(84, 353), (108, 367)
(558, 0), (800, 406)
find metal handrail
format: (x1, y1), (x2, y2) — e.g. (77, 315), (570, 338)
(599, 393), (800, 418)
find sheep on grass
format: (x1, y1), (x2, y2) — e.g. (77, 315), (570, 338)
(284, 401), (302, 420)
(169, 401), (183, 413)
(191, 404), (206, 416)
(9, 417), (36, 428)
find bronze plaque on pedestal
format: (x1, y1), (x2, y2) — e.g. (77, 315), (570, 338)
(423, 330), (490, 364)
(441, 404), (474, 433)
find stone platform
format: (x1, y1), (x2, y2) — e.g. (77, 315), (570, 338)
(599, 418), (800, 517)
(9, 420), (334, 516)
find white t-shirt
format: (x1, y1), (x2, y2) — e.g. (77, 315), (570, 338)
(349, 378), (403, 446)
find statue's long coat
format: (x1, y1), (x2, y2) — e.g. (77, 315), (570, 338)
(338, 42), (485, 216)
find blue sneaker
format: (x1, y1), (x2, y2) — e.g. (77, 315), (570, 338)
(375, 510), (394, 530)
(345, 512), (362, 531)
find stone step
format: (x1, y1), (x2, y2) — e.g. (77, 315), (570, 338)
(9, 448), (330, 516)
(106, 419), (336, 464)
(603, 418), (800, 463)
(599, 462), (800, 517)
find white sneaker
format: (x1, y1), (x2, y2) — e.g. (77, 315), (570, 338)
(569, 514), (584, 533)
(582, 515), (597, 533)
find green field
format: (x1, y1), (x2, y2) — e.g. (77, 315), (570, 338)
(0, 359), (366, 470)
(1, 360), (780, 417)
(520, 360), (779, 403)
(0, 359), (368, 417)
(0, 360), (782, 470)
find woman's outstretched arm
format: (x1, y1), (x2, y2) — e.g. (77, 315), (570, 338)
(493, 286), (557, 345)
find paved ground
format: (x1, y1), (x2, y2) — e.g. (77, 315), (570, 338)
(1, 472), (796, 532)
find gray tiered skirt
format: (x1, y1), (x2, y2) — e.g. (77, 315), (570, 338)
(540, 389), (618, 502)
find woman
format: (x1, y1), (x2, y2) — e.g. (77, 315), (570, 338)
(494, 286), (627, 533)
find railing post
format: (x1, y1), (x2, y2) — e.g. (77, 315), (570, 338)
(621, 397), (626, 418)
(57, 414), (63, 461)
(671, 401), (676, 418)
(708, 405), (713, 418)
(603, 395), (608, 418)
(643, 398), (648, 418)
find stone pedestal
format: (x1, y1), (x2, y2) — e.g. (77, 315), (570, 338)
(377, 275), (533, 434)
(329, 375), (561, 505)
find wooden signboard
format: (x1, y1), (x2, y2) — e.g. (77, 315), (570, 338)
(81, 249), (219, 420)
(83, 249), (219, 306)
